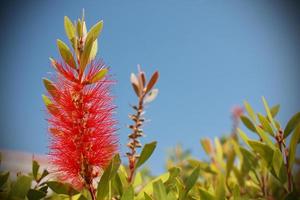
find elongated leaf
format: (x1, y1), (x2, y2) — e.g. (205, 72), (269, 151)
(144, 192), (153, 200)
(153, 180), (167, 200)
(85, 20), (103, 47)
(57, 39), (76, 69)
(244, 101), (256, 122)
(80, 35), (94, 73)
(47, 181), (78, 195)
(136, 141), (157, 169)
(89, 40), (98, 61)
(262, 97), (276, 128)
(146, 71), (159, 93)
(121, 186), (134, 200)
(272, 148), (283, 177)
(200, 138), (213, 155)
(97, 154), (121, 200)
(43, 78), (58, 98)
(199, 188), (215, 200)
(270, 104), (280, 118)
(184, 166), (200, 193)
(237, 128), (250, 147)
(257, 113), (274, 136)
(284, 112), (300, 138)
(89, 68), (108, 84)
(248, 140), (274, 167)
(288, 124), (300, 171)
(255, 125), (274, 148)
(32, 160), (40, 180)
(240, 115), (256, 132)
(42, 94), (52, 106)
(64, 16), (76, 41)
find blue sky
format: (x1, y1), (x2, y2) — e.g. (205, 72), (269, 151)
(0, 0), (299, 174)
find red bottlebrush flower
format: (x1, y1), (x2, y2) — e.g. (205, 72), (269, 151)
(45, 60), (118, 189)
(43, 16), (118, 197)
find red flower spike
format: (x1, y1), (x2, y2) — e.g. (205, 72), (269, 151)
(44, 15), (118, 192)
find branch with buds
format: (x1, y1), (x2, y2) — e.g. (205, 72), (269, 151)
(126, 66), (159, 183)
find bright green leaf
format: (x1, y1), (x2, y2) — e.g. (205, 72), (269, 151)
(240, 115), (256, 132)
(257, 113), (274, 136)
(270, 104), (280, 118)
(248, 140), (274, 167)
(64, 16), (76, 42)
(199, 188), (215, 200)
(272, 148), (283, 177)
(136, 141), (157, 169)
(47, 181), (78, 195)
(97, 154), (121, 200)
(262, 97), (276, 129)
(89, 68), (108, 84)
(153, 180), (167, 200)
(284, 112), (300, 138)
(121, 186), (134, 200)
(85, 20), (103, 47)
(57, 39), (76, 69)
(244, 101), (256, 122)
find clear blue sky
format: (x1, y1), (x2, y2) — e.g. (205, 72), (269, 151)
(0, 0), (299, 174)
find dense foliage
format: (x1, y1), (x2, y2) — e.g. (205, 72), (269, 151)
(0, 13), (299, 200)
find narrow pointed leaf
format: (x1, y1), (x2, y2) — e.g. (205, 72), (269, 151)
(244, 101), (256, 122)
(57, 39), (76, 69)
(284, 112), (300, 138)
(146, 71), (159, 93)
(270, 104), (280, 118)
(32, 160), (40, 180)
(135, 141), (157, 169)
(257, 113), (274, 136)
(240, 115), (256, 132)
(64, 16), (76, 42)
(43, 78), (58, 98)
(80, 35), (94, 73)
(89, 68), (108, 84)
(153, 180), (167, 200)
(85, 20), (103, 46)
(262, 97), (276, 128)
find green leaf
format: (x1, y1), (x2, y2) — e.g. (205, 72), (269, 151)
(113, 173), (123, 196)
(121, 186), (134, 200)
(244, 101), (256, 122)
(47, 181), (78, 195)
(272, 148), (283, 178)
(270, 104), (280, 118)
(32, 160), (40, 180)
(199, 188), (215, 200)
(262, 97), (276, 129)
(89, 68), (108, 84)
(144, 192), (153, 200)
(215, 173), (226, 200)
(240, 115), (256, 132)
(136, 172), (169, 199)
(153, 180), (167, 200)
(288, 124), (300, 171)
(182, 166), (200, 199)
(57, 39), (76, 69)
(0, 172), (9, 188)
(97, 154), (121, 200)
(284, 112), (300, 138)
(80, 35), (94, 73)
(240, 147), (258, 174)
(257, 113), (274, 136)
(27, 189), (46, 200)
(43, 78), (58, 98)
(39, 169), (49, 181)
(89, 39), (98, 61)
(135, 141), (157, 169)
(248, 140), (274, 167)
(85, 20), (103, 47)
(9, 175), (32, 198)
(42, 94), (52, 106)
(64, 16), (76, 42)
(255, 125), (274, 148)
(237, 128), (250, 147)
